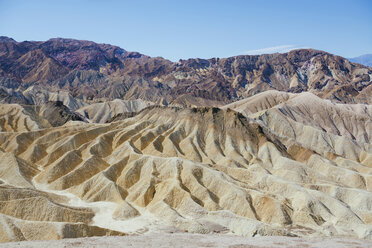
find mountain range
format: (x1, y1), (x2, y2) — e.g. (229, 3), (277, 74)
(0, 36), (371, 106)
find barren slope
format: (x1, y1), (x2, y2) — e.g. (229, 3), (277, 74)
(0, 103), (371, 242)
(0, 102), (85, 131)
(76, 99), (153, 123)
(0, 86), (86, 110)
(224, 90), (372, 144)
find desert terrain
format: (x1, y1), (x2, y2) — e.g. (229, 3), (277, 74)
(0, 37), (371, 247)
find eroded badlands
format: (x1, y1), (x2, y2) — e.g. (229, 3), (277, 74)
(0, 91), (371, 243)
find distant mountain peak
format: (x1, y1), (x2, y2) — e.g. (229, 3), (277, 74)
(348, 54), (372, 67)
(0, 36), (16, 43)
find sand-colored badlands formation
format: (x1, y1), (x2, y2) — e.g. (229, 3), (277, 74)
(0, 90), (371, 243)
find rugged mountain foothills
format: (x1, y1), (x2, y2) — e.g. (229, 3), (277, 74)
(0, 36), (371, 244)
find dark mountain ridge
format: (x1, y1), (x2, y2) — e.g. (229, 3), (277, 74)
(0, 36), (371, 105)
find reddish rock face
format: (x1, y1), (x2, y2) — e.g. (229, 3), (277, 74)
(0, 36), (371, 105)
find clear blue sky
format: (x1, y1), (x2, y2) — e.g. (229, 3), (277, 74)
(0, 0), (371, 61)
